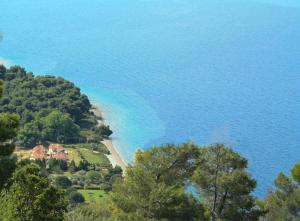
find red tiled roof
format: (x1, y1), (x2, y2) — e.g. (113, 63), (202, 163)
(52, 152), (68, 160)
(31, 145), (47, 159)
(33, 145), (47, 152)
(49, 144), (64, 151)
(31, 144), (68, 161)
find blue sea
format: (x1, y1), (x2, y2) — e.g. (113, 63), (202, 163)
(0, 0), (299, 196)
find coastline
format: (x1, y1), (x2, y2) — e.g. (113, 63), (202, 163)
(0, 58), (128, 171)
(91, 104), (127, 172)
(101, 138), (126, 171)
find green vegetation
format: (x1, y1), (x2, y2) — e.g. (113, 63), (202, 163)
(0, 164), (67, 221)
(0, 113), (19, 190)
(0, 65), (112, 148)
(14, 149), (31, 160)
(68, 191), (85, 204)
(192, 144), (262, 220)
(79, 148), (110, 167)
(0, 79), (19, 190)
(55, 176), (73, 189)
(66, 142), (109, 154)
(64, 203), (111, 221)
(64, 146), (110, 168)
(23, 141), (296, 221)
(110, 143), (207, 221)
(65, 148), (82, 165)
(259, 163), (300, 221)
(78, 189), (108, 203)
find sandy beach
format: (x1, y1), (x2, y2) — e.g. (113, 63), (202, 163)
(101, 138), (126, 171)
(91, 105), (127, 172)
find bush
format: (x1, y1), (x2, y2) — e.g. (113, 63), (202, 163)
(68, 191), (85, 204)
(99, 183), (111, 192)
(86, 171), (101, 185)
(55, 176), (72, 189)
(95, 124), (112, 139)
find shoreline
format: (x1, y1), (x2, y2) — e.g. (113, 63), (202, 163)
(91, 104), (127, 172)
(101, 138), (126, 171)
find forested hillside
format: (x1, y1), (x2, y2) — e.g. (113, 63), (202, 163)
(0, 65), (112, 147)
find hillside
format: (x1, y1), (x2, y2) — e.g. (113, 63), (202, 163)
(0, 64), (122, 211)
(0, 65), (112, 148)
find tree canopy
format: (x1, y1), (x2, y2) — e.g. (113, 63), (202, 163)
(107, 143), (265, 221)
(260, 163), (300, 221)
(0, 65), (112, 147)
(109, 143), (208, 221)
(0, 163), (67, 221)
(0, 78), (19, 189)
(192, 144), (263, 221)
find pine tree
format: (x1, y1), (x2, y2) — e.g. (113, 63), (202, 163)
(0, 79), (19, 189)
(0, 164), (67, 221)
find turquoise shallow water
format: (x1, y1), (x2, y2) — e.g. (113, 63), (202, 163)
(1, 0), (300, 196)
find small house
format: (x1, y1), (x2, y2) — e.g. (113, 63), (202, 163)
(30, 145), (48, 160)
(30, 144), (68, 161)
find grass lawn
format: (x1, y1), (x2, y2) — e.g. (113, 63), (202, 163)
(65, 147), (82, 165)
(14, 149), (31, 160)
(78, 148), (110, 167)
(78, 189), (109, 203)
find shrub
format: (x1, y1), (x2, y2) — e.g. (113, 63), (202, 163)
(68, 191), (85, 204)
(55, 176), (72, 189)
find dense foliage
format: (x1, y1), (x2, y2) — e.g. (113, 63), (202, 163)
(110, 143), (207, 221)
(65, 143), (284, 221)
(0, 65), (111, 148)
(0, 79), (19, 190)
(259, 163), (300, 221)
(0, 164), (67, 221)
(192, 144), (263, 221)
(64, 203), (111, 221)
